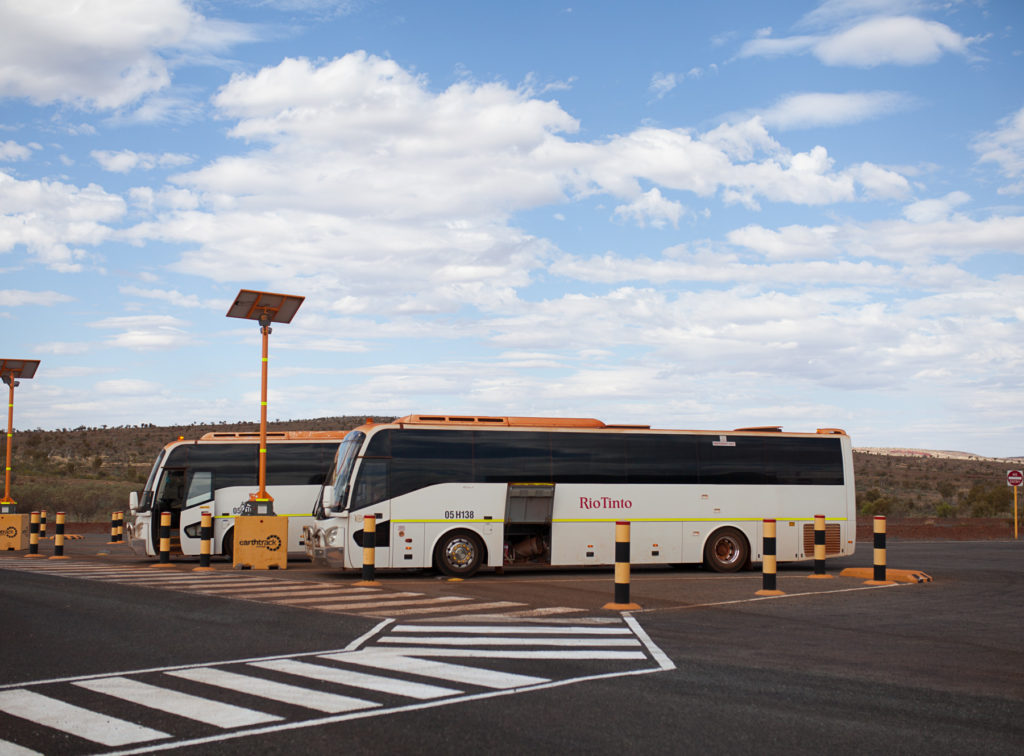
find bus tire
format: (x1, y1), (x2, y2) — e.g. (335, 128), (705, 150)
(704, 527), (749, 573)
(222, 528), (234, 561)
(434, 530), (485, 578)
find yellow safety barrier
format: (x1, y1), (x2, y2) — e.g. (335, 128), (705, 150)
(602, 520), (641, 611)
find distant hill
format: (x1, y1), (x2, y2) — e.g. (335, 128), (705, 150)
(857, 447), (1024, 463)
(0, 418), (1017, 522)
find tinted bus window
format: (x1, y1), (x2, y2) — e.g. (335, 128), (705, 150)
(697, 436), (769, 484)
(625, 433), (699, 484)
(764, 436), (844, 485)
(389, 430), (473, 500)
(550, 432), (628, 483)
(266, 443), (336, 486)
(473, 431), (552, 483)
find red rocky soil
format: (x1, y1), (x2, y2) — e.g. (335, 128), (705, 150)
(854, 517), (1017, 541)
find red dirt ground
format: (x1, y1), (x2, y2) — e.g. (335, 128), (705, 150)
(854, 517), (1017, 541)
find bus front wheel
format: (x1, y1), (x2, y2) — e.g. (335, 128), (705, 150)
(434, 530), (484, 578)
(704, 527), (749, 573)
(222, 528), (234, 562)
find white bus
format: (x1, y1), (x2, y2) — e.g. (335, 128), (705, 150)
(127, 431), (346, 560)
(305, 415), (856, 578)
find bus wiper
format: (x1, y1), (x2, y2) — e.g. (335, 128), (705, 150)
(311, 481), (327, 519)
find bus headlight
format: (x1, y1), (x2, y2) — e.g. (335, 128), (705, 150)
(325, 526), (339, 545)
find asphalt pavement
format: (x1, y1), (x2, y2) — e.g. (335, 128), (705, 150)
(0, 537), (1021, 754)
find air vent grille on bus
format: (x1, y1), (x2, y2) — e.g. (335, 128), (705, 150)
(802, 523), (842, 556)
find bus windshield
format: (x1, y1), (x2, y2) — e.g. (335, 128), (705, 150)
(327, 431), (364, 513)
(136, 449), (165, 512)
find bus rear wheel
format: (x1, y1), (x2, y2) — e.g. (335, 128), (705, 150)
(434, 530), (484, 578)
(704, 527), (749, 573)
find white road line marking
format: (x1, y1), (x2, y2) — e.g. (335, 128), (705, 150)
(358, 601), (523, 617)
(432, 610), (608, 623)
(0, 689), (167, 747)
(316, 596), (467, 611)
(623, 614), (676, 671)
(358, 647), (648, 661)
(378, 636), (641, 647)
(250, 659), (460, 700)
(165, 667), (378, 714)
(327, 651), (548, 689)
(195, 585), (368, 596)
(167, 580), (285, 589)
(0, 737), (42, 755)
(74, 677), (282, 729)
(392, 624), (631, 634)
(271, 590), (395, 605)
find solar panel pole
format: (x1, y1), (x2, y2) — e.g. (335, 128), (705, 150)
(0, 359), (40, 511)
(257, 311), (272, 507)
(226, 290), (304, 517)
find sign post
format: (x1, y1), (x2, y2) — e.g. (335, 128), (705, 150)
(1008, 470), (1022, 540)
(226, 290), (304, 569)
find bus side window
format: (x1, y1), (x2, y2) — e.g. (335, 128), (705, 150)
(185, 470), (214, 508)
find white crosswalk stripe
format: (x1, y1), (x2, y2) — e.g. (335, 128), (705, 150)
(165, 667), (378, 713)
(74, 677), (283, 728)
(249, 658), (461, 700)
(0, 618), (671, 753)
(0, 689), (168, 747)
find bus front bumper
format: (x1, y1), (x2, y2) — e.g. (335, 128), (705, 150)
(304, 524), (345, 569)
(124, 520), (149, 557)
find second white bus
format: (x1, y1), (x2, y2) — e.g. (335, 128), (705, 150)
(306, 415), (856, 577)
(128, 430), (346, 559)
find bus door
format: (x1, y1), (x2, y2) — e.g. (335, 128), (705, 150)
(176, 469), (215, 556)
(151, 466), (187, 554)
(351, 458), (391, 568)
(503, 483), (553, 565)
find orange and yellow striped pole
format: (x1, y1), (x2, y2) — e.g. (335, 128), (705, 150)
(2, 376), (13, 506)
(193, 509), (214, 572)
(25, 510), (43, 558)
(756, 518), (785, 596)
(602, 521), (641, 610)
(248, 318), (274, 514)
(151, 510), (174, 567)
(808, 514), (833, 579)
(355, 514), (381, 586)
(865, 515), (894, 585)
(49, 511), (69, 560)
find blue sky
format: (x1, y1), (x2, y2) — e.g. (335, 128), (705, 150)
(1, 0), (1022, 457)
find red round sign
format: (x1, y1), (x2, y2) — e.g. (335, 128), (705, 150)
(1008, 470), (1023, 487)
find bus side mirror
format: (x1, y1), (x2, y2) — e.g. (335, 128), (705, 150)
(129, 491), (139, 514)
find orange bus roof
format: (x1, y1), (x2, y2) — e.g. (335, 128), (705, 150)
(391, 414), (846, 436)
(197, 430), (348, 441)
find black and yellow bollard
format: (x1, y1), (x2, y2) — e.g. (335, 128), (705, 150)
(355, 514), (381, 586)
(808, 514), (833, 579)
(193, 510), (215, 572)
(151, 510), (174, 568)
(602, 520), (642, 610)
(865, 515), (895, 585)
(25, 510), (44, 558)
(49, 511), (69, 560)
(107, 511), (121, 544)
(756, 518), (785, 596)
(39, 510), (47, 540)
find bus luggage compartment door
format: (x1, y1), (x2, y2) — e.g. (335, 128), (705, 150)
(503, 483), (553, 565)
